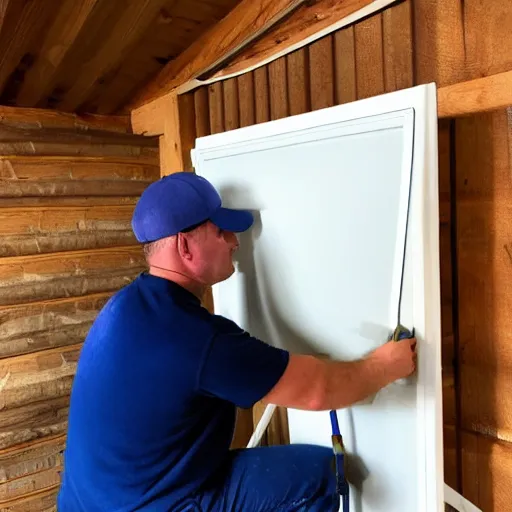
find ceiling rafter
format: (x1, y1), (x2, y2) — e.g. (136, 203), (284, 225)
(0, 0), (245, 115)
(57, 0), (173, 112)
(0, 0), (54, 97)
(16, 0), (100, 108)
(128, 0), (307, 109)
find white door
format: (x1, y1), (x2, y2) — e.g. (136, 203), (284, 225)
(192, 84), (443, 512)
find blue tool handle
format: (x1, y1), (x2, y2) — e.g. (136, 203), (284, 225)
(397, 328), (414, 340)
(342, 493), (350, 512)
(330, 410), (341, 436)
(390, 324), (415, 342)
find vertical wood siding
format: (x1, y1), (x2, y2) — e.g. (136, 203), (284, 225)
(186, 1), (512, 508)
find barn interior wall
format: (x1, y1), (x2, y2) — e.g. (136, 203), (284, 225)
(0, 108), (159, 509)
(1, 0), (511, 509)
(182, 1), (512, 509)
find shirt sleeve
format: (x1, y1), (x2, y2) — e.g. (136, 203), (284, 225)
(197, 316), (290, 409)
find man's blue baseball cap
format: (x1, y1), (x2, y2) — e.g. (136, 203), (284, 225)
(131, 171), (254, 243)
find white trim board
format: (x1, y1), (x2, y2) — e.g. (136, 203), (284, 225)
(192, 84), (443, 511)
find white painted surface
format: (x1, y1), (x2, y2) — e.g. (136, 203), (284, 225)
(246, 404), (277, 449)
(444, 484), (483, 512)
(192, 84), (443, 512)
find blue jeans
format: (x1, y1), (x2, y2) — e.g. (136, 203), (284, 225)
(185, 444), (339, 511)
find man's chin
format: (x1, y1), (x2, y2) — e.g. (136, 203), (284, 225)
(213, 267), (235, 285)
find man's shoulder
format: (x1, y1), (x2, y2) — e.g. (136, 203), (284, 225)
(208, 313), (246, 335)
(98, 277), (143, 317)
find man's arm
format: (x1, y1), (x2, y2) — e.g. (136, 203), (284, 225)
(262, 338), (416, 411)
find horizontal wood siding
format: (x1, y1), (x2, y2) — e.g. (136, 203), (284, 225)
(0, 486), (58, 512)
(0, 108), (157, 506)
(0, 436), (64, 502)
(0, 206), (136, 256)
(0, 247), (145, 305)
(0, 106), (131, 133)
(0, 293), (112, 359)
(1, 397), (70, 451)
(188, 1), (512, 508)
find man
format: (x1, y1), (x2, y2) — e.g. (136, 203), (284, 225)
(58, 172), (416, 511)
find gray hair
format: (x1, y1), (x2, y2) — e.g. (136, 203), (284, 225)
(143, 236), (174, 261)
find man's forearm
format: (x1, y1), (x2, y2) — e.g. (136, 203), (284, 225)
(262, 340), (414, 411)
(318, 356), (392, 410)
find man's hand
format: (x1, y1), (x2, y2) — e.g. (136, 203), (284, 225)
(262, 337), (417, 411)
(368, 338), (417, 383)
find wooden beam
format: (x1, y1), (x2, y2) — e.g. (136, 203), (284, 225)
(130, 96), (169, 136)
(16, 0), (100, 107)
(438, 70), (512, 118)
(130, 0), (306, 111)
(130, 0), (397, 134)
(205, 0), (395, 85)
(58, 0), (169, 112)
(0, 106), (131, 133)
(0, 0), (10, 36)
(0, 0), (53, 96)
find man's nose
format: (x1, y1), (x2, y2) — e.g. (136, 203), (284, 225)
(223, 231), (239, 247)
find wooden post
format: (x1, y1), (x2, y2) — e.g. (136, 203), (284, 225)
(130, 92), (197, 175)
(156, 94), (197, 176)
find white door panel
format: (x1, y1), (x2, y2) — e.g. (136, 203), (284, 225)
(192, 84), (443, 512)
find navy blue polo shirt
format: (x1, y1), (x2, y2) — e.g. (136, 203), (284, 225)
(58, 273), (289, 511)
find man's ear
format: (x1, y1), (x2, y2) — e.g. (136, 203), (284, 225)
(177, 233), (193, 260)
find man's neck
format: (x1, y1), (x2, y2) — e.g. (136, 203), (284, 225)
(148, 265), (206, 301)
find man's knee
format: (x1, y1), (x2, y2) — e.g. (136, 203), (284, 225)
(204, 444), (340, 511)
(281, 445), (338, 507)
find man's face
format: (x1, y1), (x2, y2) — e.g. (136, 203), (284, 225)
(185, 221), (239, 285)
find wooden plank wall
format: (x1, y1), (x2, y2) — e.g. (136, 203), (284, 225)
(186, 1), (512, 509)
(0, 108), (159, 509)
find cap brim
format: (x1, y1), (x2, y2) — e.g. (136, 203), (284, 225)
(210, 207), (254, 233)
